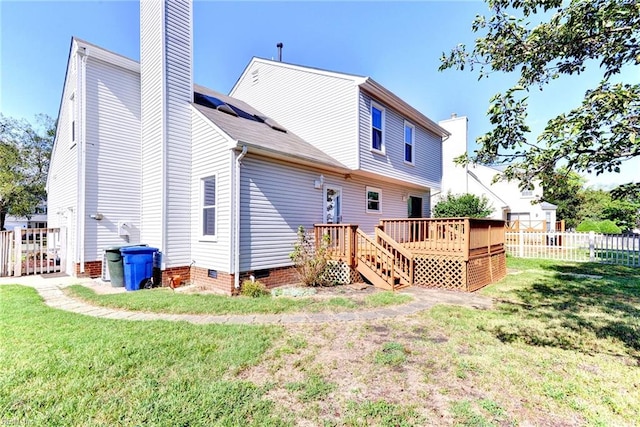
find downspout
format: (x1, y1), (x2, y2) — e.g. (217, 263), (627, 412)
(234, 145), (248, 289)
(78, 48), (88, 274)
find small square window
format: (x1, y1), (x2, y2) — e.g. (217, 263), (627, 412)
(521, 188), (533, 197)
(371, 102), (385, 153)
(366, 187), (381, 213)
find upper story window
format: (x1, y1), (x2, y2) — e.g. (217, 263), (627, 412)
(404, 121), (415, 165)
(366, 186), (381, 213)
(69, 92), (76, 148)
(521, 188), (533, 197)
(371, 102), (385, 154)
(202, 175), (217, 239)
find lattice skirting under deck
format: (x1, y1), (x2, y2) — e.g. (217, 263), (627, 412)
(323, 260), (362, 285)
(413, 251), (506, 292)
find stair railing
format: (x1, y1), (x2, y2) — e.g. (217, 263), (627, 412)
(375, 226), (414, 287)
(355, 228), (396, 288)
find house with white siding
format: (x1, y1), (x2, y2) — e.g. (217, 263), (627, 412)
(437, 115), (558, 230)
(47, 0), (462, 293)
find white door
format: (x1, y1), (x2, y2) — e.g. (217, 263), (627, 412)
(324, 186), (342, 224)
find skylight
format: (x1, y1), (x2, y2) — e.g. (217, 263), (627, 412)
(193, 91), (287, 133)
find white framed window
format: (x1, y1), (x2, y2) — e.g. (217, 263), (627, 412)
(404, 121), (415, 165)
(366, 186), (381, 213)
(201, 175), (217, 240)
(370, 101), (385, 154)
(521, 188), (533, 197)
(69, 92), (76, 149)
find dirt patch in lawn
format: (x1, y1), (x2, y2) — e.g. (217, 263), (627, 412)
(235, 314), (587, 426)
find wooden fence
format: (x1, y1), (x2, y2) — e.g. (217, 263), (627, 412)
(0, 227), (66, 277)
(505, 230), (640, 267)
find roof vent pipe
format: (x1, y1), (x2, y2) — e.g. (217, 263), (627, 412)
(277, 42), (283, 62)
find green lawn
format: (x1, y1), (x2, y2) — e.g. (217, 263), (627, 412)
(64, 285), (412, 315)
(2, 258), (639, 425)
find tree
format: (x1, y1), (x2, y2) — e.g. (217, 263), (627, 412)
(0, 114), (55, 230)
(541, 167), (585, 229)
(440, 0), (640, 199)
(432, 192), (494, 218)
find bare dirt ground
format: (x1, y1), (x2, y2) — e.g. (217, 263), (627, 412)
(234, 313), (573, 426)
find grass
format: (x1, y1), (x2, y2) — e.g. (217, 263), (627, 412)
(0, 285), (288, 426)
(64, 285), (412, 315)
(3, 257), (640, 425)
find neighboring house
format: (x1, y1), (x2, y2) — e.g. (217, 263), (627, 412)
(437, 115), (558, 230)
(47, 0), (451, 293)
(3, 204), (48, 230)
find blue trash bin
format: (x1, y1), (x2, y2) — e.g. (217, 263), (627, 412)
(120, 246), (158, 291)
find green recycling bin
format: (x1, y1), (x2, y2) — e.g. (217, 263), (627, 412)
(104, 245), (147, 287)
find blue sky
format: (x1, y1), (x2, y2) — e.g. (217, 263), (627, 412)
(1, 0), (637, 188)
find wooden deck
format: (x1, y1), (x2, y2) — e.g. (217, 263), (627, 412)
(315, 218), (506, 292)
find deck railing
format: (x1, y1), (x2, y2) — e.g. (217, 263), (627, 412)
(379, 218), (471, 256)
(314, 224), (358, 265)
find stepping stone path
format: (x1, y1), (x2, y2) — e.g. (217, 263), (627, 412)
(0, 274), (493, 325)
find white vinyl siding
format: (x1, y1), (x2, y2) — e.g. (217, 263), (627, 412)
(239, 155), (428, 272)
(370, 102), (385, 154)
(140, 0), (165, 251)
(140, 0), (193, 267)
(84, 57), (141, 261)
(163, 0), (192, 267)
(359, 91), (441, 189)
(47, 54), (79, 267)
(69, 92), (76, 148)
(190, 110), (232, 272)
(231, 60), (359, 169)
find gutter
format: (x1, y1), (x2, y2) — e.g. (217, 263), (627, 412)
(78, 47), (88, 274)
(233, 145), (248, 289)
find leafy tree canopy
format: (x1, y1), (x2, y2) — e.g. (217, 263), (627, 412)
(433, 192), (494, 218)
(440, 0), (640, 199)
(541, 167), (585, 229)
(0, 114), (55, 230)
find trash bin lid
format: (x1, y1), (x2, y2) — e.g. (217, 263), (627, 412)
(120, 246), (158, 255)
(105, 244), (148, 252)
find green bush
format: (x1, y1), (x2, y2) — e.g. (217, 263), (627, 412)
(576, 219), (600, 232)
(240, 279), (269, 298)
(289, 225), (331, 287)
(598, 220), (622, 234)
(576, 219), (622, 234)
(433, 192), (494, 218)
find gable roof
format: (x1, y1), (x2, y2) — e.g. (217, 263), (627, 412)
(231, 57), (450, 139)
(193, 85), (349, 171)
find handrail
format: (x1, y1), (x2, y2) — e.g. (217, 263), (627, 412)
(355, 228), (396, 288)
(375, 227), (413, 286)
(314, 224), (358, 266)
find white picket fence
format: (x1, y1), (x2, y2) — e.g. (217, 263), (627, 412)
(506, 230), (640, 267)
(0, 226), (66, 277)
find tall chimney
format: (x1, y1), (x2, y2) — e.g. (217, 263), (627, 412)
(277, 42), (283, 62)
(140, 0), (193, 268)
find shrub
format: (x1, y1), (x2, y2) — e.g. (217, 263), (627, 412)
(576, 219), (600, 232)
(598, 220), (622, 234)
(433, 192), (494, 218)
(289, 225), (331, 287)
(240, 279), (269, 298)
(576, 219), (622, 234)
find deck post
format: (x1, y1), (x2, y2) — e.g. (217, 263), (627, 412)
(13, 226), (21, 277)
